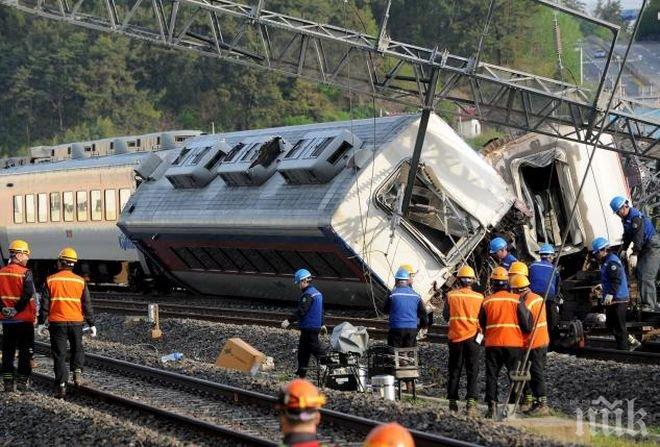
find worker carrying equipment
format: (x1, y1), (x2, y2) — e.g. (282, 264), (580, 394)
(38, 247), (96, 398)
(1, 240), (37, 392)
(592, 237), (636, 351)
(479, 270), (533, 418)
(529, 243), (561, 346)
(489, 237), (517, 269)
(276, 378), (326, 447)
(610, 196), (659, 312)
(282, 269), (326, 378)
(363, 422), (415, 447)
(511, 273), (550, 416)
(444, 264), (483, 416)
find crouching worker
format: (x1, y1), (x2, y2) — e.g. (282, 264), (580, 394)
(276, 378), (326, 447)
(37, 247), (96, 398)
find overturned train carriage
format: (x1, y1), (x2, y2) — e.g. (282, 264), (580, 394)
(118, 114), (515, 306)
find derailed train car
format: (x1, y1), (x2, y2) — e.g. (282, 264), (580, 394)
(118, 114), (627, 307)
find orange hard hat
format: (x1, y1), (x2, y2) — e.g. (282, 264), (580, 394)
(490, 267), (509, 281)
(277, 378), (326, 421)
(457, 265), (476, 279)
(363, 422), (415, 447)
(510, 274), (531, 289)
(508, 261), (528, 277)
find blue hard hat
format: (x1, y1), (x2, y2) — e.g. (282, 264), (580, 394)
(538, 243), (555, 255)
(609, 196), (627, 213)
(394, 267), (410, 280)
(293, 269), (312, 284)
(489, 237), (507, 254)
(591, 237), (609, 253)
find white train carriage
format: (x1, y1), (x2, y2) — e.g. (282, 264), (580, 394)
(118, 114), (516, 306)
(0, 130), (201, 285)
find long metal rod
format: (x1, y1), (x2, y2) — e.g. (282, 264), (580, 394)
(402, 68), (439, 216)
(509, 0), (650, 415)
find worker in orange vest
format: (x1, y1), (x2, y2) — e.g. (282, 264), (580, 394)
(510, 273), (551, 416)
(36, 247), (96, 398)
(0, 240), (37, 392)
(442, 265), (483, 416)
(479, 267), (533, 418)
(276, 378), (326, 447)
(363, 422), (414, 447)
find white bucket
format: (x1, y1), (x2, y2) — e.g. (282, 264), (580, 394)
(371, 374), (395, 401)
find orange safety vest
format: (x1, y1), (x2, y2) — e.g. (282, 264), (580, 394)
(46, 270), (86, 323)
(522, 291), (549, 349)
(0, 263), (36, 323)
(482, 290), (525, 348)
(447, 287), (484, 342)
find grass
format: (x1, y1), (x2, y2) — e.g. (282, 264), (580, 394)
(589, 433), (660, 447)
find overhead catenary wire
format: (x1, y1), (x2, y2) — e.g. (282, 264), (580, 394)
(506, 0), (650, 416)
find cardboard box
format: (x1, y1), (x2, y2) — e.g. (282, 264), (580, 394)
(215, 338), (266, 375)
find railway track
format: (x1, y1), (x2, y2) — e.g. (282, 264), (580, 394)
(93, 296), (660, 364)
(31, 340), (479, 447)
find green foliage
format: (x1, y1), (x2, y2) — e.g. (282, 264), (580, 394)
(637, 0), (660, 41)
(466, 128), (506, 151)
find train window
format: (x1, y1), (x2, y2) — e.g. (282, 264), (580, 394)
(63, 192), (74, 222)
(190, 147), (211, 165)
(310, 137), (334, 157)
(204, 149), (225, 170)
(13, 195), (23, 224)
(119, 189), (131, 211)
(223, 143), (245, 163)
(37, 193), (48, 223)
(90, 190), (102, 221)
(172, 148), (191, 165)
(50, 192), (61, 222)
(25, 195), (36, 223)
(76, 190), (88, 221)
(105, 189), (117, 220)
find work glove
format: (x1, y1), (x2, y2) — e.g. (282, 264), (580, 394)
(89, 326), (98, 338)
(603, 294), (614, 306)
(280, 319), (290, 329)
(36, 324), (48, 337)
(416, 327), (428, 340)
(1, 307), (17, 319)
(629, 254), (638, 271)
(320, 325), (328, 336)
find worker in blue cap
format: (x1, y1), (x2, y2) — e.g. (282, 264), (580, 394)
(383, 267), (427, 348)
(489, 237), (517, 270)
(281, 269), (326, 377)
(609, 196), (659, 312)
(529, 243), (561, 346)
(591, 237), (639, 350)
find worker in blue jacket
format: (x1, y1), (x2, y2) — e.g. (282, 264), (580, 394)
(383, 267), (427, 348)
(529, 243), (561, 346)
(610, 196), (659, 312)
(281, 269), (326, 378)
(592, 237), (634, 351)
(490, 237), (517, 270)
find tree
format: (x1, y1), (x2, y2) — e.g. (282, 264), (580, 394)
(637, 0), (660, 41)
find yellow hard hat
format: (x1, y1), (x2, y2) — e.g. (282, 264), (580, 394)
(58, 247), (78, 263)
(400, 264), (417, 275)
(490, 267), (509, 281)
(508, 261), (529, 277)
(510, 274), (530, 289)
(457, 265), (476, 279)
(8, 240), (30, 255)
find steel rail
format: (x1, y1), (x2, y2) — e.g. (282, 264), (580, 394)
(28, 371), (278, 446)
(31, 341), (481, 447)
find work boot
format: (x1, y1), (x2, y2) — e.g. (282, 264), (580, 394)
(485, 401), (497, 419)
(628, 335), (641, 351)
(55, 383), (66, 399)
(465, 399), (478, 417)
(519, 394), (534, 412)
(449, 400), (459, 412)
(16, 378), (29, 392)
(73, 369), (83, 387)
(526, 398), (551, 417)
(3, 378), (14, 393)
